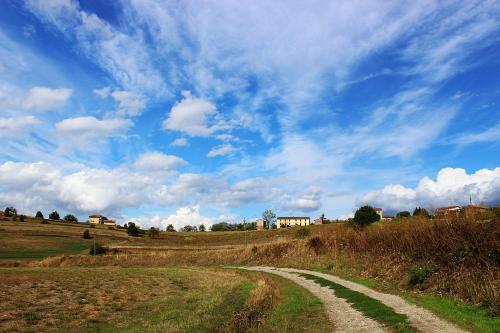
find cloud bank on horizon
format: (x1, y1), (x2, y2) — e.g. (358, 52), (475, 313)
(0, 0), (499, 227)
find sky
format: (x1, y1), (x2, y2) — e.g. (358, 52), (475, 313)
(0, 0), (499, 230)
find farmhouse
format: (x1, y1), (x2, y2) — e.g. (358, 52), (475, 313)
(381, 215), (394, 222)
(375, 208), (383, 219)
(463, 204), (487, 219)
(434, 205), (461, 218)
(277, 216), (310, 228)
(104, 219), (116, 226)
(89, 215), (106, 224)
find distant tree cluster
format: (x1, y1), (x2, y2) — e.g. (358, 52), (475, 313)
(353, 206), (380, 227)
(148, 227), (160, 238)
(210, 221), (257, 232)
(166, 224), (176, 232)
(64, 214), (78, 223)
(181, 225), (198, 232)
(4, 207), (17, 217)
(49, 211), (60, 220)
(126, 222), (140, 237)
(413, 207), (430, 218)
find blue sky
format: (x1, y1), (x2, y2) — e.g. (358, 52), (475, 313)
(0, 0), (499, 229)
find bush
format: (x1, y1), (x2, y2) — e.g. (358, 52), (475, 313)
(3, 207), (17, 217)
(408, 265), (434, 286)
(307, 236), (325, 254)
(49, 211), (60, 220)
(166, 224), (176, 232)
(353, 206), (380, 227)
(251, 246), (258, 253)
(108, 226), (115, 230)
(89, 243), (107, 255)
(148, 227), (160, 238)
(35, 211), (44, 219)
(63, 214), (78, 223)
(295, 227), (311, 238)
(83, 229), (91, 239)
(19, 215), (25, 222)
(89, 224), (95, 228)
(127, 222), (139, 237)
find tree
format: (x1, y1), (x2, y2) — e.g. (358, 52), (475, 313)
(127, 222), (139, 237)
(4, 207), (17, 217)
(148, 227), (160, 238)
(353, 206), (380, 227)
(395, 211), (411, 220)
(83, 229), (91, 239)
(182, 225), (197, 232)
(49, 211), (60, 220)
(199, 224), (206, 232)
(262, 209), (276, 229)
(35, 211), (44, 219)
(166, 224), (176, 232)
(413, 207), (430, 218)
(19, 215), (26, 222)
(63, 214), (78, 223)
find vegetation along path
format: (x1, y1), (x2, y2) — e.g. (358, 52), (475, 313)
(240, 266), (469, 333)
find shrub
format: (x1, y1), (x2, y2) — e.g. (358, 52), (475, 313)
(295, 227), (311, 238)
(251, 246), (258, 253)
(49, 211), (60, 220)
(108, 226), (115, 230)
(353, 206), (380, 227)
(166, 224), (176, 232)
(89, 243), (107, 255)
(408, 265), (434, 286)
(83, 229), (91, 239)
(3, 206), (17, 217)
(148, 227), (160, 238)
(307, 236), (325, 254)
(395, 211), (411, 220)
(63, 214), (78, 223)
(19, 215), (25, 222)
(89, 224), (95, 228)
(35, 211), (44, 219)
(127, 222), (139, 237)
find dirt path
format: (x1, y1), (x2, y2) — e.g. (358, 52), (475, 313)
(241, 266), (469, 333)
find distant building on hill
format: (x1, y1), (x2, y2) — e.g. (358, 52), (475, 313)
(314, 214), (329, 225)
(463, 205), (487, 219)
(434, 206), (461, 219)
(256, 219), (265, 231)
(89, 215), (105, 224)
(103, 219), (116, 226)
(374, 208), (383, 220)
(381, 215), (394, 222)
(277, 216), (310, 228)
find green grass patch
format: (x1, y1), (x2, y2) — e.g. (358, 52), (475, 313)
(0, 237), (90, 259)
(300, 273), (416, 333)
(261, 277), (331, 332)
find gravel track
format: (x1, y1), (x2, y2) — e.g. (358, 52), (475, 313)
(242, 266), (469, 333)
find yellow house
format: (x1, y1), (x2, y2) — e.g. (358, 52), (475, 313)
(104, 220), (116, 226)
(277, 216), (310, 228)
(89, 215), (104, 224)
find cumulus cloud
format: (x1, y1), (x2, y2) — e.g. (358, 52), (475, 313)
(23, 86), (72, 111)
(55, 116), (132, 150)
(133, 151), (187, 177)
(0, 116), (40, 137)
(170, 138), (189, 147)
(358, 167), (500, 212)
(207, 144), (237, 158)
(0, 160), (154, 216)
(160, 206), (215, 230)
(163, 91), (225, 137)
(111, 90), (146, 116)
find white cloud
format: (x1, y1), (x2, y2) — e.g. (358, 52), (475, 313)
(0, 116), (40, 137)
(111, 90), (146, 116)
(93, 86), (111, 98)
(170, 137), (189, 147)
(163, 91), (222, 137)
(160, 206), (215, 231)
(280, 187), (322, 212)
(133, 151), (187, 176)
(207, 144), (237, 158)
(55, 116), (132, 150)
(358, 167), (500, 212)
(23, 86), (72, 111)
(451, 123), (500, 146)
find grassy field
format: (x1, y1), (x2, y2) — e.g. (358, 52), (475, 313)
(0, 266), (330, 333)
(0, 215), (498, 332)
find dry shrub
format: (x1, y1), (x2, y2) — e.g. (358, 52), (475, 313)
(222, 279), (276, 333)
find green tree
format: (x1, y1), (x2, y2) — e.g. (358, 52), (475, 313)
(83, 229), (91, 239)
(4, 207), (17, 217)
(63, 214), (78, 223)
(182, 225), (197, 232)
(262, 209), (276, 229)
(49, 211), (60, 220)
(199, 224), (206, 232)
(413, 207), (431, 218)
(395, 211), (411, 220)
(166, 224), (176, 232)
(353, 206), (380, 227)
(35, 211), (44, 219)
(19, 214), (26, 222)
(127, 222), (139, 237)
(148, 227), (160, 238)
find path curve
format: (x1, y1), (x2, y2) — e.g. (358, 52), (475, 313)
(241, 266), (469, 333)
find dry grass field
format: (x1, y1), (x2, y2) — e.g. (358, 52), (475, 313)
(0, 214), (498, 332)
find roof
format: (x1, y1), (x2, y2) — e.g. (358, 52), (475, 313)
(277, 216), (310, 219)
(374, 208), (382, 211)
(382, 215), (394, 218)
(465, 205), (486, 209)
(436, 206), (460, 210)
(89, 215), (102, 218)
